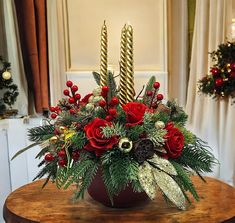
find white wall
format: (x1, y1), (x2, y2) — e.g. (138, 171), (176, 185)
(47, 0), (168, 105)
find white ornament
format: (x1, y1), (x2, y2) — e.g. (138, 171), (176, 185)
(92, 87), (102, 96)
(85, 103), (94, 111)
(93, 96), (103, 103)
(2, 71), (11, 80)
(155, 121), (165, 129)
(88, 96), (94, 103)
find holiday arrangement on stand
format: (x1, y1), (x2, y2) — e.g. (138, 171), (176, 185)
(13, 22), (216, 210)
(198, 41), (235, 102)
(0, 56), (19, 118)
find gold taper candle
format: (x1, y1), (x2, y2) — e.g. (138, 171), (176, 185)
(119, 25), (127, 105)
(125, 24), (134, 102)
(100, 21), (108, 86)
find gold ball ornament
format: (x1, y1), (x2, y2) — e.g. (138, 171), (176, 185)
(155, 121), (165, 129)
(2, 71), (11, 80)
(118, 137), (133, 153)
(59, 126), (67, 133)
(226, 63), (231, 69)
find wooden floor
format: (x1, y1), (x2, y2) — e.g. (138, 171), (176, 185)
(3, 176), (235, 223)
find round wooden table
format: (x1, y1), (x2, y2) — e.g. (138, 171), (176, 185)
(3, 177), (235, 223)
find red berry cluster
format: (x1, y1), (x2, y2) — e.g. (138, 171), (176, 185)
(146, 82), (164, 109)
(49, 106), (61, 119)
(64, 80), (81, 112)
(98, 86), (119, 121)
(44, 149), (80, 167)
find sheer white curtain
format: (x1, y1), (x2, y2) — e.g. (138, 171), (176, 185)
(186, 0), (235, 185)
(3, 0), (28, 115)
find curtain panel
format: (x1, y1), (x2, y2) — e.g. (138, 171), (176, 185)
(14, 0), (49, 113)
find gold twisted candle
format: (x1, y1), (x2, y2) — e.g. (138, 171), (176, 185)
(119, 25), (127, 105)
(125, 24), (134, 102)
(100, 21), (108, 86)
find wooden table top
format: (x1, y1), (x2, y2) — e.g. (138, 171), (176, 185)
(3, 177), (235, 223)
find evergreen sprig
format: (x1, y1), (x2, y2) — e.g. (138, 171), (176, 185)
(28, 125), (55, 142)
(174, 138), (217, 173)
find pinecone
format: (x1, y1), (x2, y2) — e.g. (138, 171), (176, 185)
(133, 139), (155, 163)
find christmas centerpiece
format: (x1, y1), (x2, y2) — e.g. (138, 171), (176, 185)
(13, 22), (216, 210)
(0, 56), (19, 118)
(198, 41), (235, 102)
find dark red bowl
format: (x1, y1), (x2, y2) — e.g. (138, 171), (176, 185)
(87, 168), (150, 208)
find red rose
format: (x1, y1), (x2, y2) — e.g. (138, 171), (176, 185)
(163, 122), (184, 159)
(122, 102), (149, 127)
(84, 118), (118, 156)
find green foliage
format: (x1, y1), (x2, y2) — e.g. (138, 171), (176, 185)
(33, 160), (58, 182)
(127, 125), (144, 141)
(198, 41), (235, 101)
(176, 126), (196, 145)
(174, 138), (217, 174)
(115, 105), (126, 123)
(166, 100), (188, 126)
(73, 161), (99, 200)
(107, 71), (117, 100)
(70, 131), (87, 149)
(101, 152), (140, 202)
(147, 129), (166, 147)
(92, 71), (100, 85)
(28, 125), (55, 143)
(101, 122), (126, 138)
(143, 76), (156, 104)
(0, 56), (19, 112)
(171, 161), (199, 202)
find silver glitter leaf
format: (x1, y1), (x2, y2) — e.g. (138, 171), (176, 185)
(149, 154), (177, 176)
(138, 162), (157, 200)
(153, 168), (186, 210)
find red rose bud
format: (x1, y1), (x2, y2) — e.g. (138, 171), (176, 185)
(211, 67), (220, 75)
(44, 153), (54, 162)
(230, 63), (235, 71)
(58, 159), (67, 167)
(69, 108), (76, 114)
(105, 115), (113, 121)
(51, 113), (57, 119)
(157, 94), (164, 101)
(153, 82), (160, 89)
(215, 78), (223, 87)
(146, 90), (153, 96)
(74, 93), (81, 100)
(71, 85), (78, 92)
(66, 80), (73, 87)
(99, 100), (106, 107)
(58, 150), (66, 158)
(109, 108), (117, 117)
(63, 89), (70, 96)
(110, 97), (119, 106)
(68, 97), (75, 104)
(49, 106), (56, 112)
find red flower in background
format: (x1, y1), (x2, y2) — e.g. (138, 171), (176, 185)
(123, 102), (150, 127)
(163, 122), (184, 159)
(84, 118), (118, 156)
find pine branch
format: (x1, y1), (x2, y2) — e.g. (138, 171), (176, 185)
(101, 122), (126, 138)
(92, 71), (100, 85)
(73, 161), (99, 200)
(143, 76), (156, 104)
(11, 142), (38, 160)
(28, 125), (55, 142)
(174, 138), (217, 174)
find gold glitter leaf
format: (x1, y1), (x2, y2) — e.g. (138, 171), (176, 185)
(149, 154), (177, 175)
(153, 169), (186, 210)
(138, 162), (157, 199)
